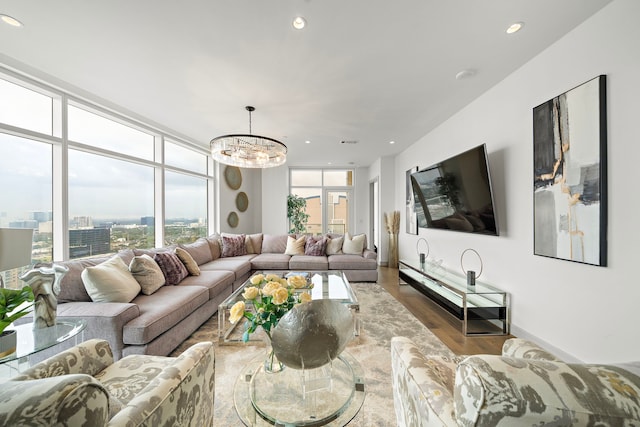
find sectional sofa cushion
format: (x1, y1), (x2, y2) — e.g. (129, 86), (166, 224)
(250, 253), (291, 270)
(285, 235), (306, 255)
(129, 254), (166, 295)
(326, 236), (344, 255)
(261, 234), (288, 254)
(179, 238), (213, 265)
(206, 235), (221, 260)
(305, 236), (327, 256)
(178, 270), (235, 300)
(328, 254), (377, 270)
(342, 233), (366, 255)
(123, 285), (209, 345)
(221, 233), (247, 257)
(175, 247), (201, 276)
(289, 255), (329, 271)
(154, 252), (189, 286)
(82, 255), (141, 303)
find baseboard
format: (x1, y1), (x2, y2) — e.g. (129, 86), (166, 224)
(510, 324), (583, 363)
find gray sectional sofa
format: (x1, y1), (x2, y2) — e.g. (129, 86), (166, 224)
(36, 232), (377, 360)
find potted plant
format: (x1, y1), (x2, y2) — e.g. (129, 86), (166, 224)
(287, 194), (310, 234)
(0, 286), (34, 357)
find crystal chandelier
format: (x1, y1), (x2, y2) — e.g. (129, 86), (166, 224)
(210, 106), (287, 168)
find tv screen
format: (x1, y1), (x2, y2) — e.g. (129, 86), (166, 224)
(410, 144), (498, 235)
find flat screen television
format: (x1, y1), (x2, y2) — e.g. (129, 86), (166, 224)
(410, 144), (498, 235)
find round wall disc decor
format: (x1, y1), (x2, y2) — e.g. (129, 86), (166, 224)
(227, 211), (239, 228)
(224, 166), (242, 190)
(236, 192), (249, 212)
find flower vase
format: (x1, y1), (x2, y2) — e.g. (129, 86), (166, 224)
(264, 344), (284, 374)
(388, 232), (399, 268)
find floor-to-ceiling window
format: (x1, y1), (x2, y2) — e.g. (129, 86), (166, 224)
(0, 68), (214, 286)
(289, 168), (354, 235)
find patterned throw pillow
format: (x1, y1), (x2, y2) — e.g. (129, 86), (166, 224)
(154, 252), (189, 285)
(221, 234), (247, 257)
(305, 236), (327, 256)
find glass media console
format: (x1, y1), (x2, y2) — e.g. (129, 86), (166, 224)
(399, 259), (509, 336)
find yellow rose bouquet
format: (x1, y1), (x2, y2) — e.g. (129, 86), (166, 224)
(229, 273), (312, 342)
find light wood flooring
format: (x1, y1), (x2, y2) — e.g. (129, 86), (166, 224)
(377, 266), (514, 355)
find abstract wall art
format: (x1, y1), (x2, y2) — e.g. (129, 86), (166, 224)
(533, 75), (607, 266)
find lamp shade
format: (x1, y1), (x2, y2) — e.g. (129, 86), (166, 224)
(0, 228), (34, 272)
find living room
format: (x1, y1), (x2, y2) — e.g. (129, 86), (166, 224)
(1, 0), (639, 425)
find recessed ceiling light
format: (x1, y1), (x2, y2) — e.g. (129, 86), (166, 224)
(1, 14), (23, 27)
(305, 140), (311, 144)
(506, 22), (524, 34)
(455, 69), (476, 80)
(292, 16), (306, 30)
(389, 141), (395, 144)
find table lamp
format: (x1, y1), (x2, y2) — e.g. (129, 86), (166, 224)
(0, 228), (34, 289)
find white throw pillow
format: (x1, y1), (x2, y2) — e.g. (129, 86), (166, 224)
(284, 235), (306, 255)
(342, 233), (366, 255)
(326, 236), (344, 255)
(82, 255), (141, 303)
(129, 254), (166, 295)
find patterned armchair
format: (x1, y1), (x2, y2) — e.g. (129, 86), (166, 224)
(391, 336), (640, 426)
(0, 338), (215, 426)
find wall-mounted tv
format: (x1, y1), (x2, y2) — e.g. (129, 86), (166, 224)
(410, 144), (498, 235)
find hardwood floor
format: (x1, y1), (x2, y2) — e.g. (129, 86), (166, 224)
(377, 266), (514, 355)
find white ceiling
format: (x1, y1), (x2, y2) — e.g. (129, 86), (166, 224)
(0, 0), (612, 167)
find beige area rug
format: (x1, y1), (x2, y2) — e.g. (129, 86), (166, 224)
(171, 283), (455, 426)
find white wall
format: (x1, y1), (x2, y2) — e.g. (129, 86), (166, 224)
(261, 166), (289, 235)
(395, 0), (640, 363)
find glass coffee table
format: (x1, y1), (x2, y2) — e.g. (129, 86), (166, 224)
(219, 271), (360, 345)
(234, 351), (365, 426)
(0, 319), (86, 376)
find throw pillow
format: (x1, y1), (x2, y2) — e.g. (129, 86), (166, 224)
(206, 234), (221, 260)
(81, 255), (141, 303)
(154, 252), (189, 285)
(221, 233), (247, 257)
(260, 234), (288, 254)
(179, 238), (212, 265)
(284, 235), (306, 255)
(326, 236), (344, 255)
(342, 233), (366, 255)
(175, 247), (201, 276)
(129, 254), (166, 295)
(245, 233), (263, 255)
(305, 236), (327, 256)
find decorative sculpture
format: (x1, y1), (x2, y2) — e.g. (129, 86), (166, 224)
(20, 264), (68, 328)
(270, 299), (354, 370)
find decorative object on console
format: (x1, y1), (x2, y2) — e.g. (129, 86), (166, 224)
(416, 237), (430, 266)
(385, 211), (400, 268)
(533, 75), (607, 266)
(19, 264), (68, 328)
(406, 167), (419, 235)
(211, 106), (287, 168)
(460, 248), (483, 287)
(0, 227), (34, 289)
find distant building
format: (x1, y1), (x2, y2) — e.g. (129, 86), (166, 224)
(70, 216), (93, 229)
(8, 220), (38, 229)
(30, 211), (53, 222)
(141, 216), (154, 226)
(69, 228), (110, 258)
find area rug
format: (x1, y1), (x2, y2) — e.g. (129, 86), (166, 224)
(171, 283), (455, 426)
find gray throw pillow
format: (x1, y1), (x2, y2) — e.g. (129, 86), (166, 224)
(129, 254), (165, 295)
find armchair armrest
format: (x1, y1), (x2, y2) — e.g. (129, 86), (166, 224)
(13, 339), (114, 380)
(454, 355), (640, 427)
(108, 341), (215, 427)
(363, 248), (377, 260)
(501, 338), (562, 361)
(0, 374), (109, 426)
(391, 336), (460, 427)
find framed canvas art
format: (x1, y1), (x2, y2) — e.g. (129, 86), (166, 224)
(533, 75), (607, 266)
(406, 167), (418, 234)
